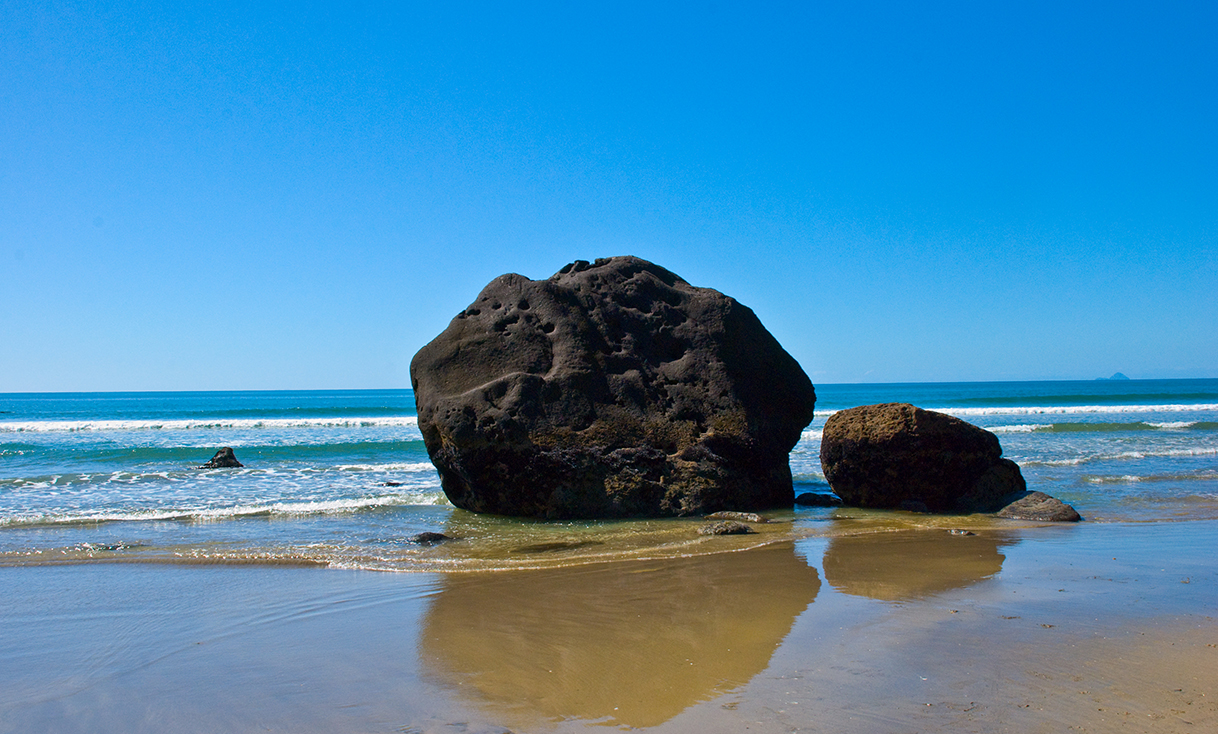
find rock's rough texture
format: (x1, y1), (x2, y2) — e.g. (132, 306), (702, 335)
(820, 403), (1025, 513)
(697, 520), (755, 536)
(704, 511), (767, 523)
(200, 447), (243, 468)
(997, 491), (1082, 522)
(410, 256), (817, 519)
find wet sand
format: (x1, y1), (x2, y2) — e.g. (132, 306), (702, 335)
(1, 521), (1215, 733)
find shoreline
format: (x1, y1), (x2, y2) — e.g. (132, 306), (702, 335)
(2, 519), (1215, 733)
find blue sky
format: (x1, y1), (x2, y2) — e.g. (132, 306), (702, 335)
(2, 0), (1215, 391)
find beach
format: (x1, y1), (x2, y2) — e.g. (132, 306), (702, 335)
(2, 520), (1214, 733)
(2, 382), (1216, 731)
(7, 0), (1215, 728)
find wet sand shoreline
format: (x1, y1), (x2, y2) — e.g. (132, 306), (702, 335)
(2, 520), (1215, 733)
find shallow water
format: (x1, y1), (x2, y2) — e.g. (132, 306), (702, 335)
(2, 521), (1215, 734)
(3, 381), (1217, 572)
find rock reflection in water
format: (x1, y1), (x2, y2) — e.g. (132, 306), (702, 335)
(418, 542), (818, 728)
(823, 530), (1015, 601)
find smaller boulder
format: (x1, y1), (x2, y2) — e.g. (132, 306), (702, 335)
(820, 403), (1025, 513)
(200, 447), (243, 469)
(997, 491), (1081, 522)
(698, 520), (755, 536)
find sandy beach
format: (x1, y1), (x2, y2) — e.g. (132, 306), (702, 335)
(3, 518), (1214, 734)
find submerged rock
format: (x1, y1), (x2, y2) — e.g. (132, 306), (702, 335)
(794, 492), (843, 507)
(410, 256), (817, 519)
(997, 491), (1082, 522)
(697, 520), (755, 536)
(705, 511), (768, 523)
(820, 403), (1025, 513)
(200, 447), (243, 469)
(409, 532), (455, 544)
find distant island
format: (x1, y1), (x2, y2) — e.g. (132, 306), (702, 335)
(1097, 372), (1131, 381)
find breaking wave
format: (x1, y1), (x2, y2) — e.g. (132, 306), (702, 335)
(0, 417), (420, 433)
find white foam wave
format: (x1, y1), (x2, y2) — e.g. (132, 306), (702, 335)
(1147, 421), (1199, 429)
(990, 424), (1052, 433)
(1026, 447), (1218, 467)
(809, 403), (1216, 420)
(0, 416), (420, 433)
(0, 493), (450, 527)
(334, 462), (436, 472)
(940, 403), (1218, 417)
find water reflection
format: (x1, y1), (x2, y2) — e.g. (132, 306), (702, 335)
(823, 530), (1014, 601)
(418, 542), (818, 728)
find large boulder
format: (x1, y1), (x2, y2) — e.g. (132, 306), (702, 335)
(819, 403), (1025, 513)
(410, 256), (817, 519)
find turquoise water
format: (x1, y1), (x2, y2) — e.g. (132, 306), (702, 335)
(2, 380), (1216, 570)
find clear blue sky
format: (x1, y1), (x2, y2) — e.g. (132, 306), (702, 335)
(2, 0), (1215, 391)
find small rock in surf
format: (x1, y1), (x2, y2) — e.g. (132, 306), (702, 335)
(199, 447), (243, 469)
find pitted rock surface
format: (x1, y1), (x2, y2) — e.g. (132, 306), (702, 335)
(410, 256), (817, 519)
(820, 403), (1026, 513)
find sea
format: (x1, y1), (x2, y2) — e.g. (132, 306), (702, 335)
(2, 379), (1217, 572)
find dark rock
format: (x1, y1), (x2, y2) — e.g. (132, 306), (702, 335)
(199, 447), (243, 469)
(794, 492), (842, 507)
(697, 520), (755, 536)
(820, 403), (1026, 513)
(410, 256), (817, 519)
(383, 481), (406, 487)
(997, 491), (1082, 522)
(409, 532), (455, 544)
(705, 511), (767, 523)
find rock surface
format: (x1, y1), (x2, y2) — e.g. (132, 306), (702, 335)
(819, 403), (1025, 513)
(408, 532), (455, 544)
(794, 492), (843, 507)
(200, 447), (243, 468)
(410, 256), (817, 519)
(697, 520), (755, 536)
(997, 491), (1082, 522)
(705, 511), (767, 523)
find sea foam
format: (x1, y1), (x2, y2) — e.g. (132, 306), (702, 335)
(0, 491), (450, 528)
(0, 416), (420, 433)
(940, 403), (1218, 416)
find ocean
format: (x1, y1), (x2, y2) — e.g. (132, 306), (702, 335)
(4, 379), (1218, 734)
(2, 379), (1216, 571)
